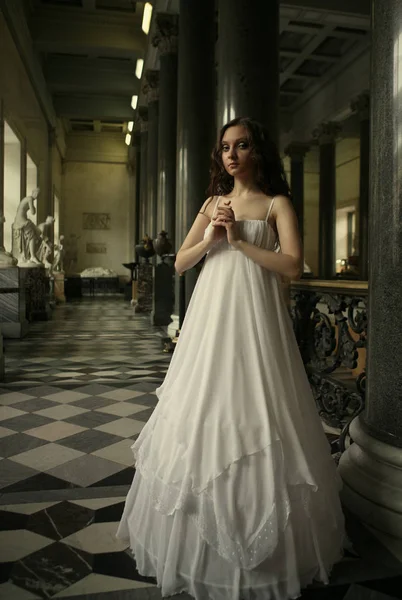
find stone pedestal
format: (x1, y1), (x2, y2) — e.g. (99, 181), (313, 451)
(152, 259), (175, 326)
(54, 272), (66, 303)
(134, 263), (153, 314)
(25, 266), (52, 321)
(0, 267), (29, 339)
(339, 0), (402, 543)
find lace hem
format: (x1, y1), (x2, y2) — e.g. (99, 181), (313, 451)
(134, 445), (343, 571)
(126, 530), (345, 600)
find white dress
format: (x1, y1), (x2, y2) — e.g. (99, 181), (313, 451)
(117, 196), (345, 600)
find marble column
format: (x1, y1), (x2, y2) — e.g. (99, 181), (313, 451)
(138, 107), (148, 239)
(313, 122), (340, 279)
(0, 99), (17, 267)
(153, 13), (178, 247)
(339, 0), (402, 539)
(20, 137), (27, 200)
(284, 143), (309, 241)
(143, 70), (159, 240)
(47, 127), (56, 250)
(351, 92), (370, 281)
(132, 129), (141, 251)
(176, 0), (215, 309)
(217, 0), (280, 141)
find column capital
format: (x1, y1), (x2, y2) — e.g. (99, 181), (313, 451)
(143, 69), (160, 104)
(152, 13), (179, 56)
(284, 142), (310, 161)
(351, 91), (370, 121)
(138, 106), (149, 133)
(312, 121), (341, 145)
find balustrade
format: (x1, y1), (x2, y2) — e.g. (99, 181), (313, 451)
(290, 280), (367, 430)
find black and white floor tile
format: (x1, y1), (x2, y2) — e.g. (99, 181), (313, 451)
(1, 298), (402, 599)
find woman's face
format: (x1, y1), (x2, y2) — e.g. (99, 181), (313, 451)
(221, 125), (254, 177)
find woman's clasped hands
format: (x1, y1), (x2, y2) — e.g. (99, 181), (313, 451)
(211, 201), (241, 247)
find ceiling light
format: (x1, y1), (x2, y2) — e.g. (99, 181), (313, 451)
(125, 133), (132, 146)
(128, 121), (134, 132)
(135, 58), (144, 79)
(142, 2), (152, 35)
(131, 95), (138, 109)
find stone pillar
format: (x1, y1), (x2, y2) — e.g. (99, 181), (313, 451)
(138, 107), (148, 240)
(339, 0), (402, 539)
(351, 92), (370, 281)
(20, 137), (27, 200)
(143, 70), (159, 240)
(313, 122), (340, 280)
(216, 0), (280, 141)
(0, 100), (17, 267)
(153, 13), (178, 247)
(132, 129), (141, 251)
(176, 0), (215, 308)
(284, 143), (309, 241)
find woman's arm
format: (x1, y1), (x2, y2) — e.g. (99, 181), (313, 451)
(214, 196), (303, 280)
(174, 198), (223, 274)
(235, 196), (303, 280)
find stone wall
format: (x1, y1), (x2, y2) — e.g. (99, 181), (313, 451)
(62, 132), (133, 276)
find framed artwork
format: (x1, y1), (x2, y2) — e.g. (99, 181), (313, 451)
(86, 242), (107, 254)
(83, 213), (111, 230)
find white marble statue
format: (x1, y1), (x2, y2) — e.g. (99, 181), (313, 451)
(37, 215), (55, 269)
(53, 234), (65, 272)
(12, 188), (42, 267)
(0, 212), (17, 267)
(80, 267), (118, 278)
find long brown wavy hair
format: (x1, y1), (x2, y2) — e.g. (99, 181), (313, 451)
(207, 117), (291, 198)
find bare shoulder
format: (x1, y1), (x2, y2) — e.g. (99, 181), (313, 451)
(199, 196), (217, 220)
(272, 195), (293, 215)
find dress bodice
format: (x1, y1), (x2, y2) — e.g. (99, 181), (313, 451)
(204, 219), (277, 255)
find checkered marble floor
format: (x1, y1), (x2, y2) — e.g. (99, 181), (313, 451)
(1, 298), (402, 599)
(3, 298), (170, 387)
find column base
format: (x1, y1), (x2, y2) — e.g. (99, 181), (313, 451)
(339, 416), (402, 539)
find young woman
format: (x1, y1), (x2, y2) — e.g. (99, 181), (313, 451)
(118, 117), (345, 600)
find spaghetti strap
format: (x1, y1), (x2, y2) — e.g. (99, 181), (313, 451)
(265, 196), (276, 222)
(211, 196), (221, 219)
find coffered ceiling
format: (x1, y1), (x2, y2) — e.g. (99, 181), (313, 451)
(18, 0), (370, 135)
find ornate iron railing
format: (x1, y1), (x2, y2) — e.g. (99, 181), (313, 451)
(290, 280), (368, 429)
